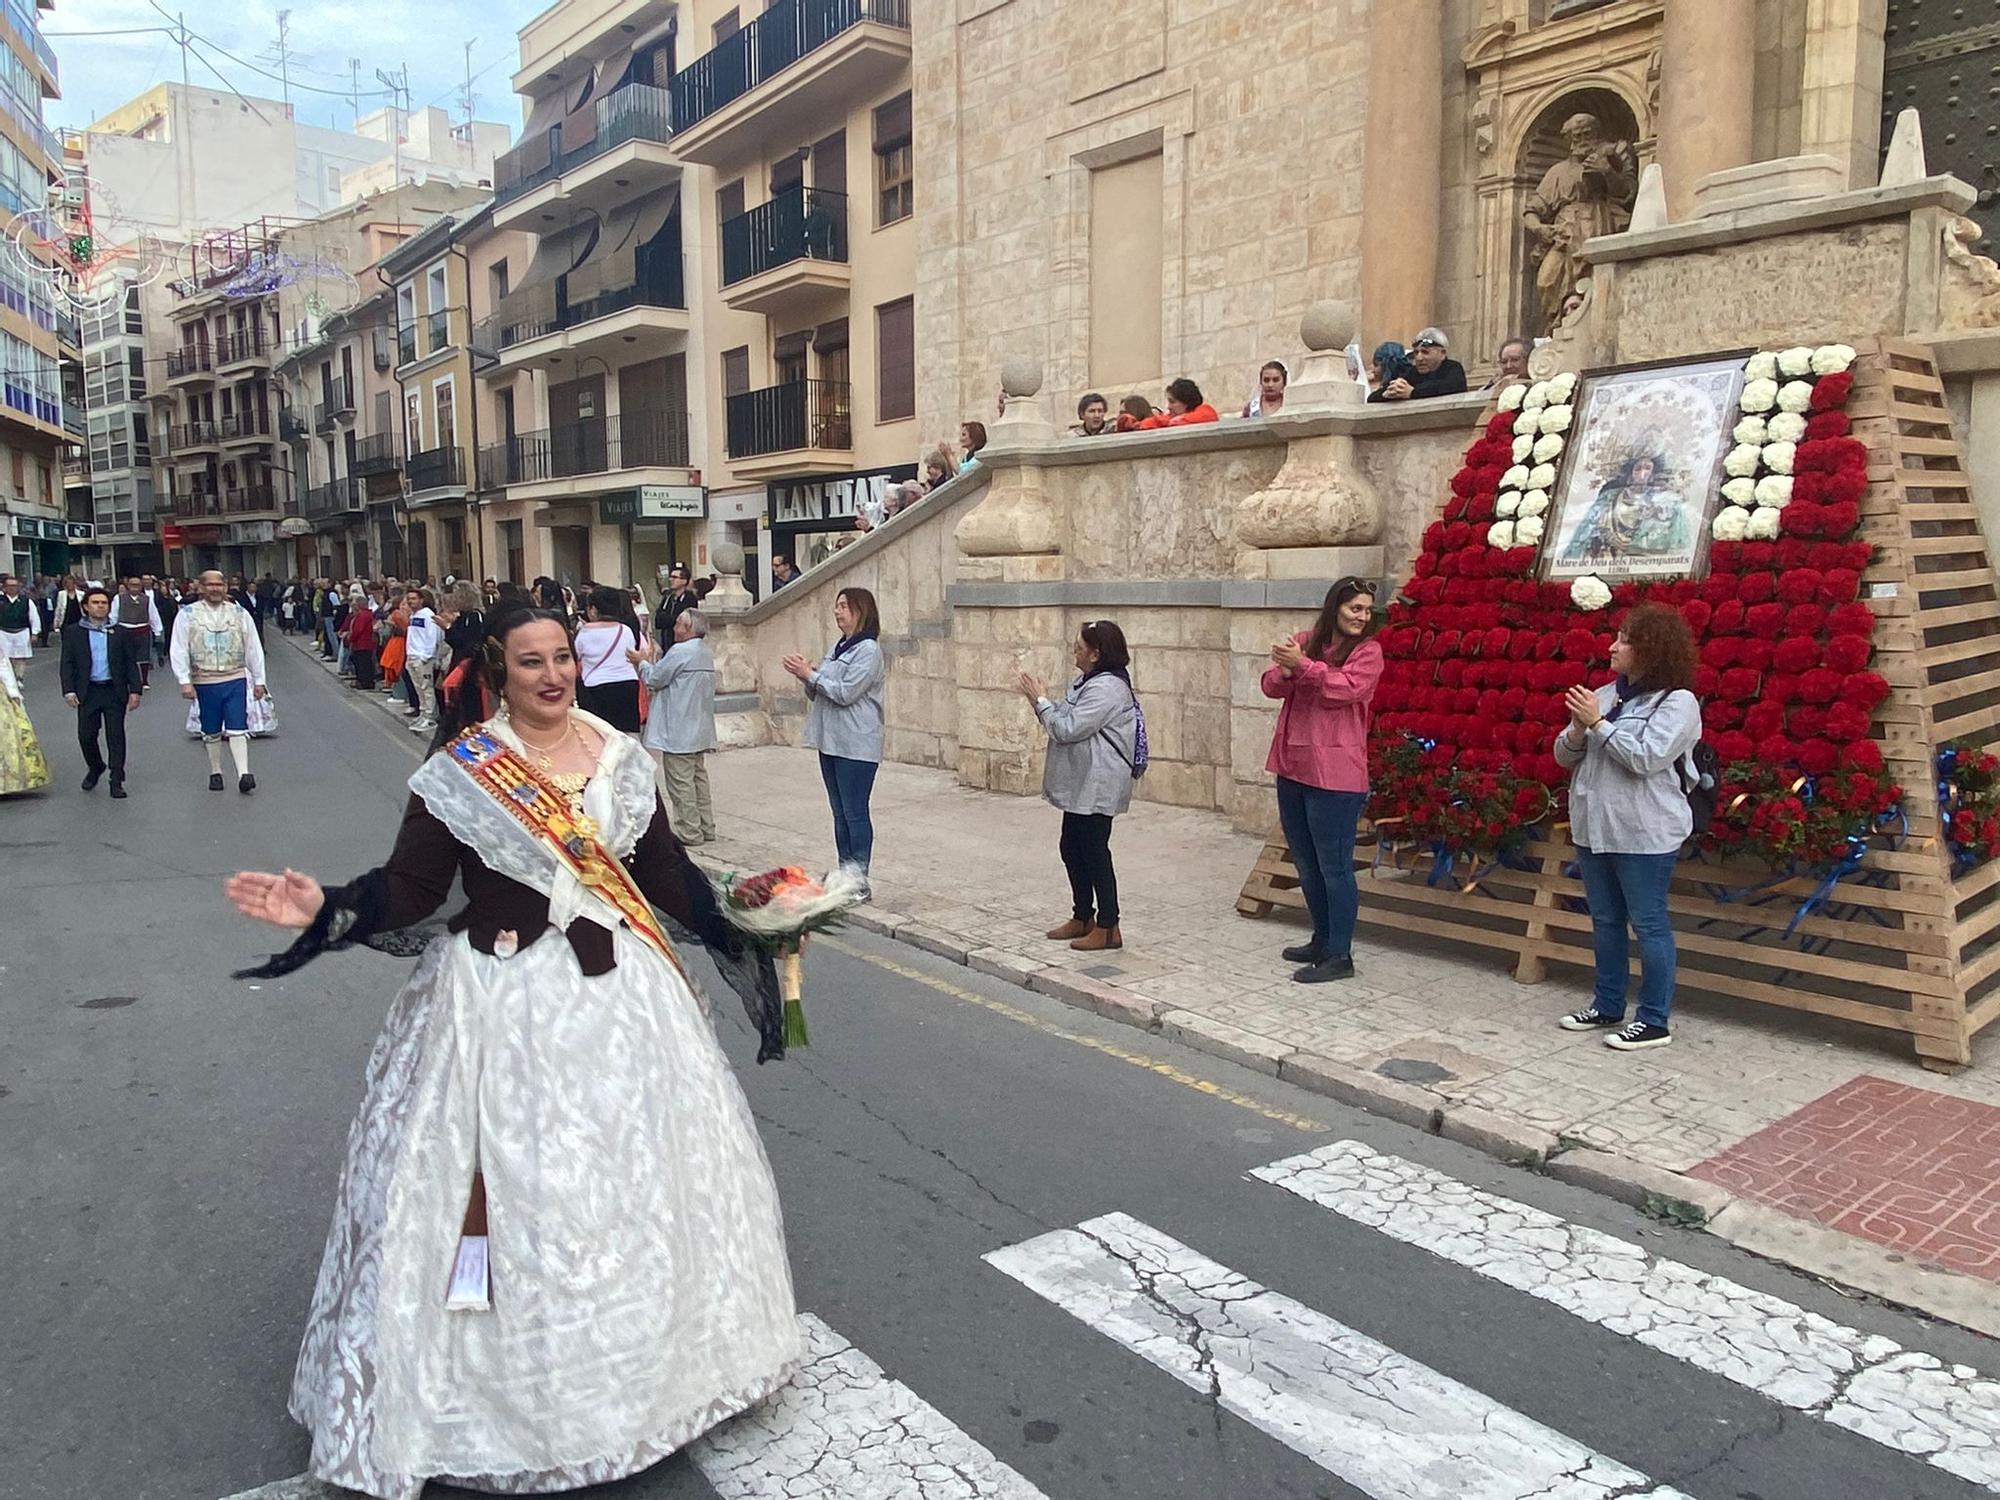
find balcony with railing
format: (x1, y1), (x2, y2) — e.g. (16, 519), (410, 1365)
(669, 0), (910, 165)
(426, 308), (452, 356)
(407, 444), (466, 498)
(173, 484), (223, 518)
(170, 419), (220, 454)
(396, 323), (419, 367)
(166, 344), (214, 383)
(725, 379), (852, 473)
(720, 187), (849, 315)
(330, 374), (355, 418)
(279, 406), (309, 443)
(352, 432), (402, 478)
(215, 327), (271, 369)
(302, 476), (366, 520)
(481, 409), (690, 493)
(220, 409), (273, 446)
(491, 81), (677, 226)
(223, 483), (280, 515)
(479, 253), (688, 366)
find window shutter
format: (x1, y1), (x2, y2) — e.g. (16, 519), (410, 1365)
(877, 298), (913, 422)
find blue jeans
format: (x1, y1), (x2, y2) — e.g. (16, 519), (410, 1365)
(1574, 849), (1679, 1029)
(818, 753), (879, 872)
(1275, 777), (1367, 959)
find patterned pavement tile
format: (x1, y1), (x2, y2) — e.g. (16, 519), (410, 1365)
(1689, 1076), (2000, 1282)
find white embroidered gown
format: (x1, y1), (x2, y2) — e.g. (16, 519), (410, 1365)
(287, 716), (801, 1498)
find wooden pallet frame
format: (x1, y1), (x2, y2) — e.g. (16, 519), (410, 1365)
(1239, 338), (1998, 1071)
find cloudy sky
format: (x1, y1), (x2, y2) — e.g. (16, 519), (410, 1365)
(46, 0), (549, 133)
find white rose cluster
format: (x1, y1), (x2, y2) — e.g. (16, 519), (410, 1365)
(1527, 462), (1557, 490)
(1744, 351), (1779, 383)
(1723, 444), (1762, 478)
(1734, 415), (1768, 446)
(1754, 475), (1793, 508)
(1495, 383), (1526, 413)
(1747, 508), (1781, 540)
(1712, 507), (1750, 542)
(1487, 519), (1516, 548)
(1721, 477), (1757, 508)
(1532, 433), (1566, 464)
(1522, 381), (1551, 412)
(1767, 411), (1807, 443)
(1761, 440), (1797, 475)
(1776, 379), (1815, 413)
(1539, 404), (1573, 435)
(1546, 372), (1577, 402)
(1740, 378), (1779, 414)
(1570, 575), (1612, 611)
(1515, 515), (1546, 546)
(1495, 491), (1520, 517)
(1777, 346), (1816, 378)
(1811, 343), (1856, 376)
(1513, 410), (1538, 437)
(1512, 435), (1533, 463)
(1518, 489), (1550, 518)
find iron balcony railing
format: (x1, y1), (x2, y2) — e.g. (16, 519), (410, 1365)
(672, 0), (909, 132)
(170, 420), (219, 449)
(330, 374), (355, 416)
(166, 345), (213, 379)
(492, 81), (674, 206)
(396, 324), (419, 366)
(407, 444), (466, 493)
(215, 327), (270, 366)
(476, 254), (686, 352)
(223, 483), (279, 514)
(279, 407), (309, 442)
(721, 187), (848, 287)
(352, 432), (401, 477)
(221, 410), (272, 443)
(725, 379), (851, 458)
(426, 308), (452, 355)
(483, 409), (690, 487)
(173, 486), (222, 517)
(303, 476), (366, 518)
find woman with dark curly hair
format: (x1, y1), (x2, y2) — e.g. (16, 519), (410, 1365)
(1552, 601), (1701, 1051)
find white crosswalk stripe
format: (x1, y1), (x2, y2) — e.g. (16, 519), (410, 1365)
(1252, 1139), (2000, 1492)
(691, 1312), (1051, 1498)
(986, 1212), (1694, 1500)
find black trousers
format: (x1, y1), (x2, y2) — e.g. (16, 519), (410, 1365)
(77, 682), (128, 778)
(1059, 812), (1119, 927)
(350, 646), (378, 690)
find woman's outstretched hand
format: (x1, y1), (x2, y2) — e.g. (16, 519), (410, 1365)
(226, 868), (326, 929)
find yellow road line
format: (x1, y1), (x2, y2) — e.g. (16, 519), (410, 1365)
(823, 936), (1332, 1135)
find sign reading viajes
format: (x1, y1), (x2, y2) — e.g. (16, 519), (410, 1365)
(1543, 353), (1748, 582)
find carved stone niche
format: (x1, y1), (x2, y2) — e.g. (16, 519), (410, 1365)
(1233, 300), (1386, 583)
(1461, 1), (1658, 366)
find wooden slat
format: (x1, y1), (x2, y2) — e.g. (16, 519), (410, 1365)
(1966, 985), (2000, 1036)
(1920, 599), (2000, 631)
(1921, 634), (2000, 669)
(1903, 503), (1979, 524)
(1888, 400), (1955, 426)
(1896, 469), (1970, 488)
(1893, 436), (1963, 458)
(1912, 568), (1999, 593)
(1906, 533), (1992, 557)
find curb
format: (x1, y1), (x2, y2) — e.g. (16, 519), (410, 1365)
(801, 892), (2000, 1340)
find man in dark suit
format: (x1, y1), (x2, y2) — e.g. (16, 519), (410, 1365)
(652, 563), (700, 639)
(61, 585), (141, 797)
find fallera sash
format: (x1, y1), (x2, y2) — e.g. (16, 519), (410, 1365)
(445, 726), (691, 985)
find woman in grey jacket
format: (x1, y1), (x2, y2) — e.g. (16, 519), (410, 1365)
(1552, 603), (1702, 1052)
(1018, 619), (1139, 952)
(784, 587), (887, 890)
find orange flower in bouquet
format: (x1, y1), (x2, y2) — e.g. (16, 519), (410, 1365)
(722, 864), (866, 1046)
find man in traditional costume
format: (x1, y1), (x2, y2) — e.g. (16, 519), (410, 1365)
(226, 607), (795, 1500)
(170, 570), (268, 794)
(0, 573), (44, 679)
(112, 573), (164, 689)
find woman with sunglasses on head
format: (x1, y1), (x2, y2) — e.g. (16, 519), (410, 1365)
(1263, 577), (1382, 983)
(1018, 619), (1141, 953)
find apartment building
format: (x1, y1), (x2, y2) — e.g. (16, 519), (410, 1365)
(672, 0), (916, 588)
(276, 287), (395, 580)
(476, 0), (695, 594)
(0, 0), (80, 582)
(76, 280), (157, 577)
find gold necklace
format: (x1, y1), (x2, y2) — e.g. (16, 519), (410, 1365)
(515, 719), (596, 832)
(514, 719), (576, 772)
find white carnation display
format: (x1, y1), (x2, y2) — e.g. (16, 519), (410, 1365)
(1532, 433), (1566, 464)
(1733, 415), (1769, 446)
(1761, 440), (1797, 474)
(1777, 346), (1815, 378)
(1746, 507), (1781, 540)
(1487, 519), (1517, 548)
(1766, 411), (1807, 443)
(1512, 435), (1533, 463)
(1712, 507), (1750, 542)
(1538, 403), (1573, 435)
(1518, 489), (1550, 517)
(1740, 378), (1779, 413)
(1496, 383), (1526, 413)
(1721, 477), (1757, 508)
(1526, 462), (1557, 490)
(1570, 575), (1612, 611)
(1744, 351), (1779, 382)
(1501, 464), (1530, 491)
(1776, 379), (1814, 413)
(1811, 343), (1857, 376)
(1723, 444), (1762, 478)
(1515, 515), (1545, 546)
(1546, 372), (1577, 401)
(1754, 474), (1794, 508)
(1495, 491), (1521, 517)
(1513, 410), (1539, 436)
(1523, 381), (1551, 411)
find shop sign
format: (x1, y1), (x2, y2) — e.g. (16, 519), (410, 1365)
(768, 468), (912, 525)
(39, 520), (67, 540)
(65, 522), (93, 540)
(599, 484), (706, 525)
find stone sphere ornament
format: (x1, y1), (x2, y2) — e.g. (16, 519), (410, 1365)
(1000, 355), (1043, 399)
(1299, 299), (1358, 353)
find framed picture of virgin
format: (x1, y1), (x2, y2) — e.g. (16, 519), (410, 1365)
(1542, 353), (1748, 582)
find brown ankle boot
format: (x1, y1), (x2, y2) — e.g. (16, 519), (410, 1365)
(1045, 918), (1092, 940)
(1070, 924), (1123, 951)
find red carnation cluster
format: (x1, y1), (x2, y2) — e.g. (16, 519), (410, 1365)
(1370, 360), (1902, 868)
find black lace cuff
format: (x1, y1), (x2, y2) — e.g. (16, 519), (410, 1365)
(232, 868), (391, 980)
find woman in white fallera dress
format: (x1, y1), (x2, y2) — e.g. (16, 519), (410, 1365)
(226, 608), (799, 1500)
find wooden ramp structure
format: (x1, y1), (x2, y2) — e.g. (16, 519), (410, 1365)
(1239, 339), (2000, 1072)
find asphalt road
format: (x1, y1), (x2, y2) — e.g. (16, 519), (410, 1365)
(3, 632), (1996, 1500)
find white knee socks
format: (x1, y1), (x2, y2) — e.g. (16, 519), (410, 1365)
(205, 736), (225, 775)
(227, 733), (251, 775)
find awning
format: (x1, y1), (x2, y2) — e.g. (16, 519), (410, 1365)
(565, 186), (679, 304)
(493, 223), (592, 332)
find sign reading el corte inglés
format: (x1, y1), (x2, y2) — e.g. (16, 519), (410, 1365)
(599, 484), (706, 524)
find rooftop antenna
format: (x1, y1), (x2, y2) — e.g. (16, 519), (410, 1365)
(459, 39), (478, 130)
(375, 66), (410, 206)
(349, 57), (362, 131)
(261, 9), (296, 105)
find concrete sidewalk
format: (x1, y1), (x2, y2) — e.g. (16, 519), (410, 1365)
(696, 744), (2000, 1335)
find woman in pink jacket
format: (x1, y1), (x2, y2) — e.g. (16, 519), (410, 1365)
(1261, 577), (1382, 983)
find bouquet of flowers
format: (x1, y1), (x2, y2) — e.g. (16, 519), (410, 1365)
(720, 864), (868, 1046)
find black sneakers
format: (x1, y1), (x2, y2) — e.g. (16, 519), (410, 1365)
(208, 772), (225, 791)
(1605, 1021), (1672, 1051)
(1559, 1008), (1623, 1031)
(239, 774), (256, 795)
(1293, 955), (1355, 984)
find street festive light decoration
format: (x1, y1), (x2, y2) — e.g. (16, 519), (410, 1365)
(4, 175), (172, 315)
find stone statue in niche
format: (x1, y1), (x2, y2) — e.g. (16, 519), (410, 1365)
(1521, 112), (1638, 333)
